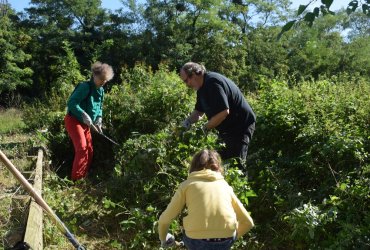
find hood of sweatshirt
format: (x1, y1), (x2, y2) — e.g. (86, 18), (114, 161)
(187, 169), (224, 181)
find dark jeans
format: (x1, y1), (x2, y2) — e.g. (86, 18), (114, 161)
(183, 234), (235, 250)
(218, 122), (255, 172)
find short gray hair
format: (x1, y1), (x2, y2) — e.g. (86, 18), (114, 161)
(181, 62), (206, 77)
(91, 61), (114, 81)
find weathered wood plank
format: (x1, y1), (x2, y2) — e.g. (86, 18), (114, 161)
(24, 148), (44, 250)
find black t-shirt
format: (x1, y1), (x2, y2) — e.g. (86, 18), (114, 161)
(195, 72), (256, 135)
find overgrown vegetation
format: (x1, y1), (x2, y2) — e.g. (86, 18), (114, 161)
(248, 78), (370, 249)
(17, 65), (370, 249)
(1, 0), (369, 249)
(0, 111), (33, 249)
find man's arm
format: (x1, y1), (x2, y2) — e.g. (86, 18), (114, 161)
(204, 109), (229, 130)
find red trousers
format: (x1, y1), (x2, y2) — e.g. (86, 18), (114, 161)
(64, 114), (93, 180)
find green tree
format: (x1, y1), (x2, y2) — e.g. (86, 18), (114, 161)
(341, 36), (370, 77)
(227, 0), (291, 32)
(26, 0), (107, 32)
(0, 13), (33, 95)
(17, 0), (115, 96)
(342, 10), (370, 39)
(285, 13), (346, 80)
(243, 26), (289, 90)
(121, 0), (291, 82)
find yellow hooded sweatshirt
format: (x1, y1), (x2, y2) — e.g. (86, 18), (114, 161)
(158, 169), (254, 242)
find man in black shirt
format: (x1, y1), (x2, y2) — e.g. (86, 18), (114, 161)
(180, 62), (256, 172)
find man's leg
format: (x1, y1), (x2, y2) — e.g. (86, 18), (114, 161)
(218, 135), (247, 173)
(239, 122), (255, 176)
(219, 123), (255, 174)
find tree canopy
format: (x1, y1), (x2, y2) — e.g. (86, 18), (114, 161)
(0, 0), (368, 100)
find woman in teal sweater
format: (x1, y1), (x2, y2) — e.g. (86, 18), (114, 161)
(65, 62), (114, 181)
(158, 149), (254, 249)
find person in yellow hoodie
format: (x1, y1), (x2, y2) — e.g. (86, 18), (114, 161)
(158, 149), (254, 249)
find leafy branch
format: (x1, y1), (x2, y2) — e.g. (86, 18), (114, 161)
(278, 0), (370, 39)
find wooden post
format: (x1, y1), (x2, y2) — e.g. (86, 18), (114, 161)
(24, 148), (44, 250)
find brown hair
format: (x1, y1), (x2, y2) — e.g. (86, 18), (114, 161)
(91, 61), (114, 81)
(189, 149), (223, 174)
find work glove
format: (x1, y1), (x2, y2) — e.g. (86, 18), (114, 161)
(181, 118), (192, 131)
(160, 233), (175, 249)
(81, 111), (93, 127)
(94, 117), (103, 133)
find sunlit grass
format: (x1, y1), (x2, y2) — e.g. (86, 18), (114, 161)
(0, 108), (25, 134)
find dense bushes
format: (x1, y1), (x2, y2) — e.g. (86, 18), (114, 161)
(103, 64), (195, 140)
(248, 78), (369, 248)
(96, 65), (257, 248)
(23, 64), (369, 249)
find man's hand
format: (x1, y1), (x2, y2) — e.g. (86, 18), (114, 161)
(161, 233), (175, 248)
(81, 111), (93, 127)
(94, 117), (103, 133)
(181, 118), (192, 130)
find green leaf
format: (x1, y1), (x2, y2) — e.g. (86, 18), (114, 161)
(313, 7), (320, 17)
(277, 20), (296, 40)
(276, 20), (297, 40)
(348, 0), (359, 11)
(330, 195), (340, 201)
(244, 190), (257, 197)
(320, 5), (328, 15)
(304, 12), (316, 26)
(297, 4), (308, 16)
(346, 7), (354, 15)
(321, 0), (334, 9)
(282, 20), (296, 32)
(362, 4), (369, 14)
(339, 183), (347, 191)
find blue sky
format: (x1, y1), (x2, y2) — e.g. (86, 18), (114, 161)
(7, 0), (348, 13)
(290, 0), (348, 10)
(7, 0), (125, 12)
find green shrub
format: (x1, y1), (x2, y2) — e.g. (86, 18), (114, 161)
(247, 78), (370, 248)
(108, 123), (258, 248)
(104, 63), (194, 139)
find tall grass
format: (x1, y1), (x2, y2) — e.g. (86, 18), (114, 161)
(0, 108), (25, 134)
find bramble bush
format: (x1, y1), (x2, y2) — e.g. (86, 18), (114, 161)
(23, 63), (369, 249)
(103, 63), (195, 140)
(247, 77), (369, 248)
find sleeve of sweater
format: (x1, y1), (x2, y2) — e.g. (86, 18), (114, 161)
(158, 186), (186, 242)
(67, 83), (90, 121)
(231, 189), (254, 238)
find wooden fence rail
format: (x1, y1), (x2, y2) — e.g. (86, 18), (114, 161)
(24, 148), (44, 250)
